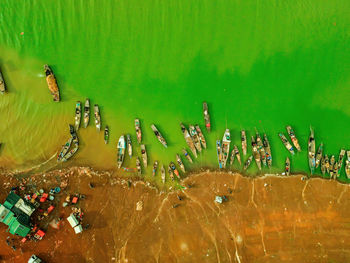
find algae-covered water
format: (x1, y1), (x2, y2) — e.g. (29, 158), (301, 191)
(0, 0), (349, 183)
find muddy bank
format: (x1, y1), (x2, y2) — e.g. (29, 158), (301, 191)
(0, 168), (350, 263)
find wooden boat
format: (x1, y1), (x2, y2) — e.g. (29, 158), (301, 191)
(278, 133), (295, 155)
(0, 68), (6, 94)
(182, 149), (193, 163)
(244, 156), (253, 170)
(57, 137), (73, 162)
(286, 126), (301, 152)
(136, 157), (142, 175)
(251, 136), (261, 170)
(195, 125), (207, 149)
(180, 123), (197, 158)
(141, 144), (147, 167)
(256, 130), (266, 166)
(263, 134), (272, 168)
(329, 155), (335, 178)
(203, 102), (211, 132)
(94, 104), (101, 131)
(176, 154), (186, 173)
(315, 143), (323, 168)
(117, 135), (126, 168)
(229, 149), (235, 166)
(308, 128), (316, 175)
(233, 145), (241, 165)
(221, 129), (231, 168)
(151, 124), (167, 148)
(334, 162), (339, 179)
(170, 162), (180, 179)
(168, 165), (174, 181)
(104, 126), (109, 144)
(74, 101), (81, 131)
(83, 99), (90, 128)
(345, 151), (350, 179)
(337, 149), (346, 172)
(126, 134), (132, 158)
(321, 156), (326, 175)
(44, 65), (60, 102)
(61, 136), (79, 162)
(161, 165), (166, 183)
(324, 155), (330, 174)
(189, 125), (202, 152)
(135, 119), (142, 144)
(152, 161), (158, 176)
(216, 140), (222, 168)
(285, 157), (290, 176)
(241, 130), (247, 156)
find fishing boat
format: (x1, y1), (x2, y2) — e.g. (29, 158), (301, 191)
(104, 126), (109, 144)
(61, 137), (79, 162)
(241, 130), (247, 156)
(203, 102), (211, 132)
(329, 155), (335, 178)
(151, 124), (167, 148)
(135, 119), (142, 144)
(0, 68), (6, 94)
(278, 133), (295, 155)
(83, 99), (90, 128)
(57, 137), (73, 162)
(94, 104), (101, 131)
(216, 140), (222, 168)
(176, 154), (186, 173)
(229, 149), (235, 166)
(135, 157), (141, 175)
(334, 162), (339, 179)
(180, 123), (197, 158)
(126, 134), (132, 158)
(117, 135), (126, 168)
(170, 162), (180, 179)
(44, 65), (60, 102)
(195, 125), (207, 149)
(168, 165), (174, 181)
(221, 129), (231, 168)
(315, 143), (323, 168)
(286, 126), (301, 152)
(233, 145), (241, 165)
(337, 149), (346, 172)
(263, 134), (272, 168)
(321, 156), (326, 175)
(141, 144), (147, 167)
(189, 125), (202, 152)
(244, 156), (253, 170)
(256, 130), (266, 166)
(324, 155), (330, 174)
(182, 149), (193, 163)
(285, 157), (290, 176)
(74, 101), (81, 131)
(251, 136), (261, 170)
(345, 151), (350, 179)
(152, 161), (158, 176)
(308, 128), (316, 175)
(161, 165), (166, 183)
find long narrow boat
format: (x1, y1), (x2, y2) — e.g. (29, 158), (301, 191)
(83, 99), (90, 128)
(182, 149), (193, 163)
(136, 157), (141, 175)
(180, 123), (197, 158)
(195, 125), (207, 149)
(308, 128), (316, 175)
(216, 140), (222, 168)
(127, 134), (132, 158)
(189, 125), (202, 152)
(168, 165), (174, 181)
(329, 155), (335, 178)
(251, 136), (261, 170)
(170, 162), (180, 179)
(337, 149), (346, 172)
(44, 65), (60, 102)
(104, 126), (109, 144)
(152, 161), (158, 176)
(233, 145), (241, 165)
(161, 165), (166, 183)
(286, 126), (301, 152)
(117, 135), (126, 168)
(94, 104), (101, 131)
(321, 156), (326, 175)
(244, 156), (253, 170)
(229, 149), (235, 166)
(57, 137), (73, 162)
(241, 130), (247, 156)
(151, 124), (167, 148)
(278, 133), (295, 155)
(263, 134), (272, 168)
(61, 136), (79, 162)
(221, 129), (231, 168)
(285, 157), (290, 176)
(0, 68), (6, 94)
(74, 101), (81, 131)
(345, 151), (350, 179)
(141, 144), (147, 167)
(203, 102), (211, 132)
(324, 155), (330, 174)
(315, 143), (323, 168)
(256, 130), (266, 166)
(334, 162), (339, 179)
(176, 154), (186, 173)
(135, 119), (142, 144)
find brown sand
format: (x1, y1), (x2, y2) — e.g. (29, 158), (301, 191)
(0, 168), (350, 263)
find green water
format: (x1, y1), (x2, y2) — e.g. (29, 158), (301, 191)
(0, 0), (349, 184)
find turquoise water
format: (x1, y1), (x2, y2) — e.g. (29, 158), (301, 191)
(0, 0), (349, 183)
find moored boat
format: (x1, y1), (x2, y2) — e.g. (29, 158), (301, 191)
(221, 129), (231, 168)
(135, 119), (142, 144)
(0, 67), (6, 94)
(233, 145), (241, 165)
(263, 134), (272, 168)
(329, 155), (335, 178)
(104, 126), (109, 144)
(161, 165), (166, 183)
(180, 123), (197, 158)
(141, 144), (147, 167)
(168, 165), (174, 181)
(251, 136), (261, 170)
(57, 137), (73, 162)
(182, 149), (193, 163)
(94, 104), (101, 131)
(216, 140), (222, 168)
(61, 136), (79, 162)
(229, 149), (235, 166)
(324, 155), (330, 174)
(189, 125), (202, 152)
(285, 157), (290, 176)
(203, 102), (211, 132)
(337, 149), (346, 172)
(256, 130), (266, 166)
(241, 130), (247, 156)
(333, 162), (339, 179)
(127, 134), (132, 158)
(308, 128), (316, 175)
(286, 126), (301, 152)
(170, 162), (180, 179)
(74, 101), (81, 131)
(117, 135), (126, 168)
(321, 156), (326, 175)
(345, 151), (350, 179)
(315, 143), (323, 168)
(176, 154), (186, 173)
(83, 99), (90, 128)
(244, 156), (253, 170)
(152, 161), (158, 176)
(151, 124), (167, 148)
(136, 157), (142, 175)
(44, 65), (60, 102)
(195, 125), (207, 149)
(278, 133), (295, 155)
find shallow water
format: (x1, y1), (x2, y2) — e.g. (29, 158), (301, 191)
(0, 0), (349, 183)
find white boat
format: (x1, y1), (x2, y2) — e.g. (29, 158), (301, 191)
(117, 135), (126, 168)
(83, 99), (90, 128)
(94, 104), (101, 131)
(127, 134), (132, 158)
(161, 165), (166, 183)
(241, 130), (247, 156)
(135, 119), (142, 144)
(221, 129), (231, 168)
(74, 101), (81, 131)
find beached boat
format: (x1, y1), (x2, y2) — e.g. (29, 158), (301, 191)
(170, 162), (180, 179)
(168, 165), (174, 181)
(152, 161), (158, 176)
(233, 145), (241, 165)
(135, 119), (142, 144)
(333, 162), (339, 179)
(241, 130), (247, 156)
(136, 157), (141, 175)
(221, 129), (231, 168)
(244, 156), (253, 170)
(117, 135), (126, 168)
(94, 104), (101, 131)
(278, 133), (295, 155)
(104, 126), (109, 144)
(74, 101), (81, 131)
(337, 149), (346, 172)
(229, 149), (235, 166)
(321, 156), (326, 175)
(141, 144), (147, 167)
(203, 102), (211, 132)
(216, 140), (222, 168)
(176, 154), (186, 173)
(151, 124), (167, 148)
(44, 65), (60, 102)
(83, 99), (90, 128)
(329, 155), (335, 178)
(286, 126), (301, 152)
(182, 149), (193, 163)
(324, 155), (330, 174)
(195, 125), (207, 149)
(315, 143), (323, 168)
(256, 130), (266, 166)
(57, 137), (73, 162)
(61, 136), (79, 162)
(126, 134), (132, 158)
(308, 128), (316, 175)
(251, 136), (261, 170)
(285, 157), (290, 176)
(0, 68), (6, 94)
(345, 151), (350, 179)
(180, 123), (197, 158)
(161, 165), (166, 183)
(263, 134), (272, 168)
(189, 125), (202, 152)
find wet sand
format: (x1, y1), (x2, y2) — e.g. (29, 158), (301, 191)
(1, 168), (350, 262)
